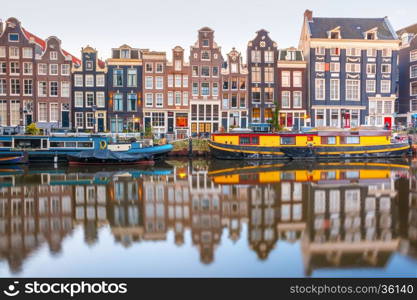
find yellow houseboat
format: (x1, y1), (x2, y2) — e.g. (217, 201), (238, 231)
(208, 128), (411, 160)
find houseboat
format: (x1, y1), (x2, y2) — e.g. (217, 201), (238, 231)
(208, 128), (411, 160)
(0, 134), (173, 163)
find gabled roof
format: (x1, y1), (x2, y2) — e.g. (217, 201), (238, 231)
(308, 17), (397, 40)
(397, 23), (417, 36)
(278, 48), (304, 61)
(22, 28), (81, 64)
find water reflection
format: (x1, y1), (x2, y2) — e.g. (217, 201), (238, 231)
(0, 160), (416, 276)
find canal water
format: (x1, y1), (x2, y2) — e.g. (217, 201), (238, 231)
(0, 159), (416, 277)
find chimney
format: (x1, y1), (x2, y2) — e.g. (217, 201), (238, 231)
(304, 9), (313, 22)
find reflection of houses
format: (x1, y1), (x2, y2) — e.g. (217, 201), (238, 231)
(189, 169), (222, 263)
(302, 168), (400, 276)
(0, 181), (73, 273)
(107, 174), (143, 247)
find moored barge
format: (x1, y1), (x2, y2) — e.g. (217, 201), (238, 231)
(208, 128), (411, 160)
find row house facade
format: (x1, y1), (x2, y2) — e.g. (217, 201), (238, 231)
(190, 27), (223, 134)
(397, 24), (417, 126)
(247, 29), (278, 126)
(220, 48), (248, 130)
(166, 46), (190, 138)
(107, 45), (143, 133)
(277, 47), (308, 129)
(142, 51), (167, 137)
(300, 10), (400, 129)
(72, 46), (107, 132)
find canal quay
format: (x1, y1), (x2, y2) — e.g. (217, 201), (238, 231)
(0, 158), (416, 277)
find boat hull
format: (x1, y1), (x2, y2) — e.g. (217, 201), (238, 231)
(0, 152), (28, 164)
(208, 141), (287, 160)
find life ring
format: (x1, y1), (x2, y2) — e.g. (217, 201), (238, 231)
(99, 140), (107, 150)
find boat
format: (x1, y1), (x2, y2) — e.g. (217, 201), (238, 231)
(67, 149), (154, 165)
(0, 134), (173, 163)
(0, 152), (28, 164)
(208, 128), (411, 160)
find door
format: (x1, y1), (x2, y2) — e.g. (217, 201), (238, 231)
(241, 117), (247, 129)
(97, 118), (104, 132)
(26, 114), (32, 126)
(62, 111), (69, 128)
(168, 118), (174, 133)
(384, 117), (392, 129)
(343, 112), (350, 128)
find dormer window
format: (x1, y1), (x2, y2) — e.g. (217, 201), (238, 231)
(366, 32), (376, 40)
(286, 51), (296, 60)
(121, 49), (130, 59)
(330, 32), (340, 39)
(8, 33), (19, 42)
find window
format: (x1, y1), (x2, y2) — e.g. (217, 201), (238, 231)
(411, 82), (417, 96)
(411, 50), (417, 62)
(152, 112), (165, 127)
(212, 66), (219, 77)
(264, 67), (274, 83)
(145, 76), (153, 89)
(315, 62), (325, 72)
(9, 47), (19, 58)
(167, 75), (173, 87)
(315, 79), (325, 100)
(202, 39), (209, 47)
(330, 47), (340, 56)
(0, 47), (6, 58)
(222, 94), (229, 109)
(315, 47), (325, 55)
(240, 136), (259, 145)
(192, 82), (198, 95)
(74, 92), (84, 107)
(24, 79), (32, 96)
(96, 74), (105, 87)
(145, 63), (153, 72)
(38, 82), (47, 97)
(412, 99), (417, 112)
(59, 64), (70, 76)
(128, 93), (137, 111)
(10, 79), (20, 95)
(175, 91), (181, 105)
(322, 136), (336, 144)
(240, 78), (246, 90)
(341, 136), (360, 144)
(22, 47), (32, 58)
(252, 67), (261, 83)
(156, 93), (163, 107)
(0, 100), (6, 125)
(264, 51), (274, 63)
(281, 136), (295, 145)
(231, 63), (238, 73)
(384, 101), (392, 114)
(382, 49), (392, 57)
(293, 91), (302, 108)
(282, 71), (290, 87)
(251, 50), (261, 63)
(48, 81), (57, 97)
(74, 112), (83, 128)
(96, 92), (105, 108)
(10, 62), (20, 74)
(0, 62), (6, 74)
(346, 63), (360, 73)
(183, 92), (188, 106)
(366, 32), (376, 40)
(174, 60), (182, 71)
(175, 75), (181, 87)
(290, 71), (301, 87)
(346, 48), (360, 56)
(330, 109), (339, 127)
(366, 80), (376, 93)
(240, 95), (245, 108)
(201, 82), (209, 96)
(37, 63), (47, 75)
(183, 75), (188, 87)
(381, 64), (391, 73)
(86, 92), (94, 107)
(85, 60), (93, 71)
(50, 51), (58, 60)
(346, 80), (360, 100)
(85, 113), (94, 128)
(61, 81), (69, 97)
(85, 75), (94, 87)
(50, 103), (59, 122)
(381, 80), (391, 93)
(38, 103), (48, 122)
(168, 91), (173, 105)
(252, 87), (261, 102)
(212, 82), (218, 96)
(156, 63), (163, 73)
(192, 66), (198, 76)
(113, 69), (123, 87)
(264, 87), (274, 102)
(411, 65), (417, 78)
(113, 93), (123, 111)
(0, 79), (6, 95)
(127, 69), (137, 87)
(145, 93), (153, 107)
(367, 64), (376, 74)
(71, 75), (82, 88)
(201, 66), (210, 77)
(49, 64), (58, 75)
(201, 51), (210, 60)
(282, 91), (290, 108)
(315, 109), (325, 127)
(330, 79), (339, 100)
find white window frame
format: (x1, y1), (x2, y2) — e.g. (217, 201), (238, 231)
(315, 78), (325, 100)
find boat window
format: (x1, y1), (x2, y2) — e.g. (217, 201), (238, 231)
(240, 136), (259, 145)
(77, 142), (93, 148)
(280, 136), (295, 145)
(251, 136), (259, 144)
(321, 136), (336, 145)
(281, 172), (295, 180)
(50, 142), (65, 148)
(42, 139), (48, 149)
(0, 141), (12, 147)
(65, 142), (77, 148)
(341, 136), (360, 144)
(14, 139), (41, 149)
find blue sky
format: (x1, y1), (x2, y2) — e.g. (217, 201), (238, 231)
(2, 0), (417, 60)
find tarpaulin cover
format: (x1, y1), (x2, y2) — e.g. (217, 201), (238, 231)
(68, 149), (152, 162)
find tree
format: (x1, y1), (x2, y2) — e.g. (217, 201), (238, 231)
(144, 125), (153, 139)
(269, 104), (283, 132)
(26, 123), (40, 135)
